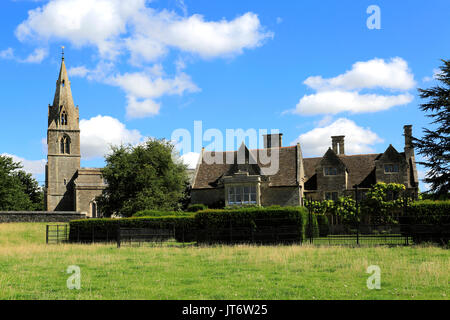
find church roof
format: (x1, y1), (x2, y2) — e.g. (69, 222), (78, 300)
(52, 58), (75, 110)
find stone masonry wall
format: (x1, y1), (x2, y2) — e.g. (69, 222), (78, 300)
(260, 186), (301, 206)
(0, 212), (86, 223)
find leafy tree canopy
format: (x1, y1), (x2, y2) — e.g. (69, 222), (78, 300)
(413, 59), (450, 196)
(0, 155), (44, 211)
(97, 138), (190, 217)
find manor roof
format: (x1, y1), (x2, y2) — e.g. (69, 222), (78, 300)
(192, 146), (299, 189)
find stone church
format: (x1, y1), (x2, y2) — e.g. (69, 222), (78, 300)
(44, 56), (105, 217)
(190, 129), (419, 207)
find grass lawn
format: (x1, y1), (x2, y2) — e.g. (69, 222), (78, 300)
(0, 223), (448, 300)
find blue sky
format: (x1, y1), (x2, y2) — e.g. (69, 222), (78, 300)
(0, 0), (449, 191)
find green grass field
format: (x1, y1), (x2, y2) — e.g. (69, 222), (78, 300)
(0, 223), (448, 300)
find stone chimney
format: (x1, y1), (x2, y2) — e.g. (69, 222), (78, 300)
(263, 133), (283, 148)
(404, 125), (413, 150)
(331, 136), (345, 155)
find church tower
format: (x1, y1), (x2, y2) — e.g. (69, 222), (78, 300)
(45, 51), (81, 211)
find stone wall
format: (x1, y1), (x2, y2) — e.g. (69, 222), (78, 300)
(74, 168), (106, 217)
(190, 188), (225, 208)
(260, 186), (301, 206)
(0, 211), (86, 223)
(191, 185), (302, 207)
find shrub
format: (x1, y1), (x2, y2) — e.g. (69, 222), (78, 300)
(133, 210), (194, 217)
(186, 204), (208, 212)
(69, 216), (196, 243)
(315, 214), (330, 237)
(400, 200), (450, 244)
(194, 206), (316, 244)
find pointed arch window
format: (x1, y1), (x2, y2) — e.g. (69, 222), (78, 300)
(60, 136), (71, 154)
(60, 110), (68, 126)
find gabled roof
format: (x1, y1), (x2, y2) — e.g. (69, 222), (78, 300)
(303, 153), (382, 190)
(192, 146), (299, 189)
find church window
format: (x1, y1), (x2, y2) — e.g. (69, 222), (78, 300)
(91, 201), (98, 218)
(324, 167), (338, 176)
(62, 80), (65, 87)
(61, 111), (68, 126)
(65, 137), (70, 154)
(60, 136), (71, 154)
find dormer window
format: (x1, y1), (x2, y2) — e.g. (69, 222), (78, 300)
(62, 80), (65, 87)
(324, 167), (338, 176)
(61, 111), (68, 126)
(60, 136), (70, 154)
(384, 164), (399, 173)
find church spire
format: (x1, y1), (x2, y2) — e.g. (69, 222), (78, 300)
(48, 48), (79, 130)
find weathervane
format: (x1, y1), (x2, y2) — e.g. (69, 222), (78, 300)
(61, 46), (65, 60)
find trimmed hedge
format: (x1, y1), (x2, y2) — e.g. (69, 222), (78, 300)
(69, 216), (196, 243)
(69, 207), (322, 245)
(186, 204), (208, 212)
(400, 200), (450, 244)
(408, 200), (450, 219)
(195, 206), (317, 244)
(133, 210), (194, 217)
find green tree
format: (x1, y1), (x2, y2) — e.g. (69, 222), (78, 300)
(413, 59), (450, 196)
(15, 170), (44, 210)
(97, 138), (190, 217)
(0, 155), (43, 211)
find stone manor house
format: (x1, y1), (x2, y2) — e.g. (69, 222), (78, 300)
(190, 131), (419, 207)
(44, 57), (419, 215)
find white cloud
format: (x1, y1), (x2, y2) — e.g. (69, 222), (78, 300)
(1, 153), (46, 175)
(180, 152), (200, 169)
(304, 57), (415, 91)
(15, 0), (272, 61)
(293, 58), (415, 116)
(68, 60), (114, 81)
(125, 35), (167, 65)
(125, 96), (161, 119)
(316, 115), (333, 127)
(417, 170), (431, 192)
(112, 71), (200, 118)
(422, 68), (443, 82)
(293, 118), (383, 157)
(15, 0), (145, 59)
(79, 115), (143, 159)
(296, 90), (413, 115)
(19, 47), (48, 63)
(68, 65), (89, 77)
(14, 0), (271, 117)
(0, 47), (47, 63)
(0, 48), (15, 60)
(141, 12), (273, 59)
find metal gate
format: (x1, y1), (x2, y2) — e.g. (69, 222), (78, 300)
(46, 224), (69, 244)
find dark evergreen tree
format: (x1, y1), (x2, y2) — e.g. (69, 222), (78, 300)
(413, 59), (450, 196)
